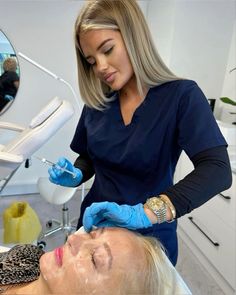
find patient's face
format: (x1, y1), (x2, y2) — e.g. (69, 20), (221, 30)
(40, 227), (146, 294)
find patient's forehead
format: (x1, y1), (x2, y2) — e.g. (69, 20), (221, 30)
(75, 227), (144, 259)
(76, 226), (137, 241)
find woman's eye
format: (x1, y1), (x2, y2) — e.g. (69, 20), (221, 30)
(104, 46), (114, 55)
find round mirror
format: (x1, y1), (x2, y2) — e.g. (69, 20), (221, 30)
(0, 30), (20, 115)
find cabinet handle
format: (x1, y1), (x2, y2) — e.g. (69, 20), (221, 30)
(188, 217), (220, 247)
(219, 193), (231, 200)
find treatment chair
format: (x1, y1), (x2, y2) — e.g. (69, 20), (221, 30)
(0, 96), (74, 194)
(37, 177), (79, 248)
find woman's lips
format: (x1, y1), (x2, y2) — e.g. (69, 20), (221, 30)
(55, 247), (63, 267)
(104, 72), (116, 83)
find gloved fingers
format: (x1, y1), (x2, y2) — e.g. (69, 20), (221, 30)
(51, 165), (64, 177)
(49, 176), (59, 185)
(57, 157), (67, 168)
(83, 202), (124, 232)
(48, 167), (58, 179)
(85, 215), (104, 230)
(86, 202), (111, 216)
(73, 168), (83, 180)
(58, 157), (75, 172)
(96, 221), (118, 228)
(83, 206), (107, 232)
(103, 211), (123, 222)
(101, 203), (129, 222)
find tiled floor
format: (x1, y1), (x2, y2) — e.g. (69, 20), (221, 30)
(0, 192), (225, 295)
(176, 238), (225, 295)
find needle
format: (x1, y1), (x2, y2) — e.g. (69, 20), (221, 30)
(34, 156), (76, 178)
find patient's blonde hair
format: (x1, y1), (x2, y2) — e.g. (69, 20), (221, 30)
(118, 234), (176, 294)
(3, 57), (17, 72)
(74, 0), (180, 110)
(139, 236), (176, 294)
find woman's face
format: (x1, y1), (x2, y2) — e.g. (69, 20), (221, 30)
(79, 29), (134, 91)
(40, 227), (146, 294)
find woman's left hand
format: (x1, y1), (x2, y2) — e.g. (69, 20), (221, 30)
(83, 201), (152, 232)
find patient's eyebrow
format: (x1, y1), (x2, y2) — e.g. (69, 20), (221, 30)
(103, 242), (113, 269)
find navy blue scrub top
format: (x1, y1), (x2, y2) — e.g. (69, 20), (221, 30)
(71, 80), (226, 265)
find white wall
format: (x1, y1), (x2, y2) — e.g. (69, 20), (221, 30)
(0, 0), (234, 195)
(0, 0), (149, 195)
(0, 1), (85, 195)
(219, 20), (236, 123)
(147, 0), (235, 116)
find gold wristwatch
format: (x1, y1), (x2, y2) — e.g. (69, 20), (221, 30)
(145, 197), (167, 224)
(159, 195), (176, 222)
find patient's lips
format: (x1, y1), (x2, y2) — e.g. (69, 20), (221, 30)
(55, 247), (63, 267)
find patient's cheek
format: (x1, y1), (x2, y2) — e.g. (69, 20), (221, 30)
(66, 261), (106, 293)
(39, 252), (55, 275)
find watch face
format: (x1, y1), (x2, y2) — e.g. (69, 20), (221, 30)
(149, 198), (165, 211)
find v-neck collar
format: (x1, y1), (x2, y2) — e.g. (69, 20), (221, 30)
(113, 88), (152, 127)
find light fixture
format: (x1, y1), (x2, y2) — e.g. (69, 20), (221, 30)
(18, 51), (85, 200)
(18, 52), (81, 112)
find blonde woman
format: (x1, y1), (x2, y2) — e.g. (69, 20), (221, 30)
(0, 227), (190, 294)
(0, 57), (19, 111)
(49, 0), (231, 266)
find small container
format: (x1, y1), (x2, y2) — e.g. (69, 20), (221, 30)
(207, 98), (216, 112)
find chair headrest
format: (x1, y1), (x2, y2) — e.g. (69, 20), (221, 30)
(29, 97), (62, 128)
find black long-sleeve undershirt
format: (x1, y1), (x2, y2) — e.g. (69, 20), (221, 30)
(74, 146), (232, 219)
(74, 153), (95, 183)
(163, 146), (232, 218)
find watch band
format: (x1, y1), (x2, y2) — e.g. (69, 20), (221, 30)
(159, 195), (176, 222)
(145, 197), (167, 224)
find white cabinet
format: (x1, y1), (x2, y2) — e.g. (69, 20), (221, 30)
(175, 152), (236, 295)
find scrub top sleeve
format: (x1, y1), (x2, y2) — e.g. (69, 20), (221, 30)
(70, 105), (88, 155)
(177, 81), (227, 158)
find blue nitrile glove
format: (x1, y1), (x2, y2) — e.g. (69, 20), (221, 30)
(83, 201), (152, 232)
(48, 157), (83, 187)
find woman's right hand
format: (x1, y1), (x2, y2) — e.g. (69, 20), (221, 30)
(48, 157), (83, 187)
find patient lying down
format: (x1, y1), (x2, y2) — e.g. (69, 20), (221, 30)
(0, 227), (181, 294)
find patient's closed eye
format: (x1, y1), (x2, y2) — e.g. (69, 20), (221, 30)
(91, 251), (97, 268)
(90, 243), (112, 271)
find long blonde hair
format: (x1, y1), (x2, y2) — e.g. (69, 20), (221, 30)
(74, 0), (179, 110)
(118, 234), (176, 294)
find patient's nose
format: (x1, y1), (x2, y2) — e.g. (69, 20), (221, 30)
(67, 233), (91, 255)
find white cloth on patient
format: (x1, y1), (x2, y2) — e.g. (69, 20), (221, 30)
(0, 246), (10, 252)
(164, 255), (192, 294)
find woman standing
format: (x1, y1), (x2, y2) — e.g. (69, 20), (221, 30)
(0, 57), (19, 111)
(49, 0), (232, 265)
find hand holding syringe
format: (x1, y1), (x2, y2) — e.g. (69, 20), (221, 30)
(35, 156), (83, 187)
(34, 156), (77, 178)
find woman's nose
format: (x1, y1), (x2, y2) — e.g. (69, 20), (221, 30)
(67, 233), (90, 255)
(96, 57), (108, 73)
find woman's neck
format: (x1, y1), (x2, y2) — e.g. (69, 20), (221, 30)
(119, 76), (148, 104)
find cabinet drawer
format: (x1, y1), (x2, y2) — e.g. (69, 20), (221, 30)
(206, 179), (235, 230)
(179, 206), (236, 289)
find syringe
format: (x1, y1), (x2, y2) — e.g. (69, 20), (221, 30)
(34, 156), (77, 178)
